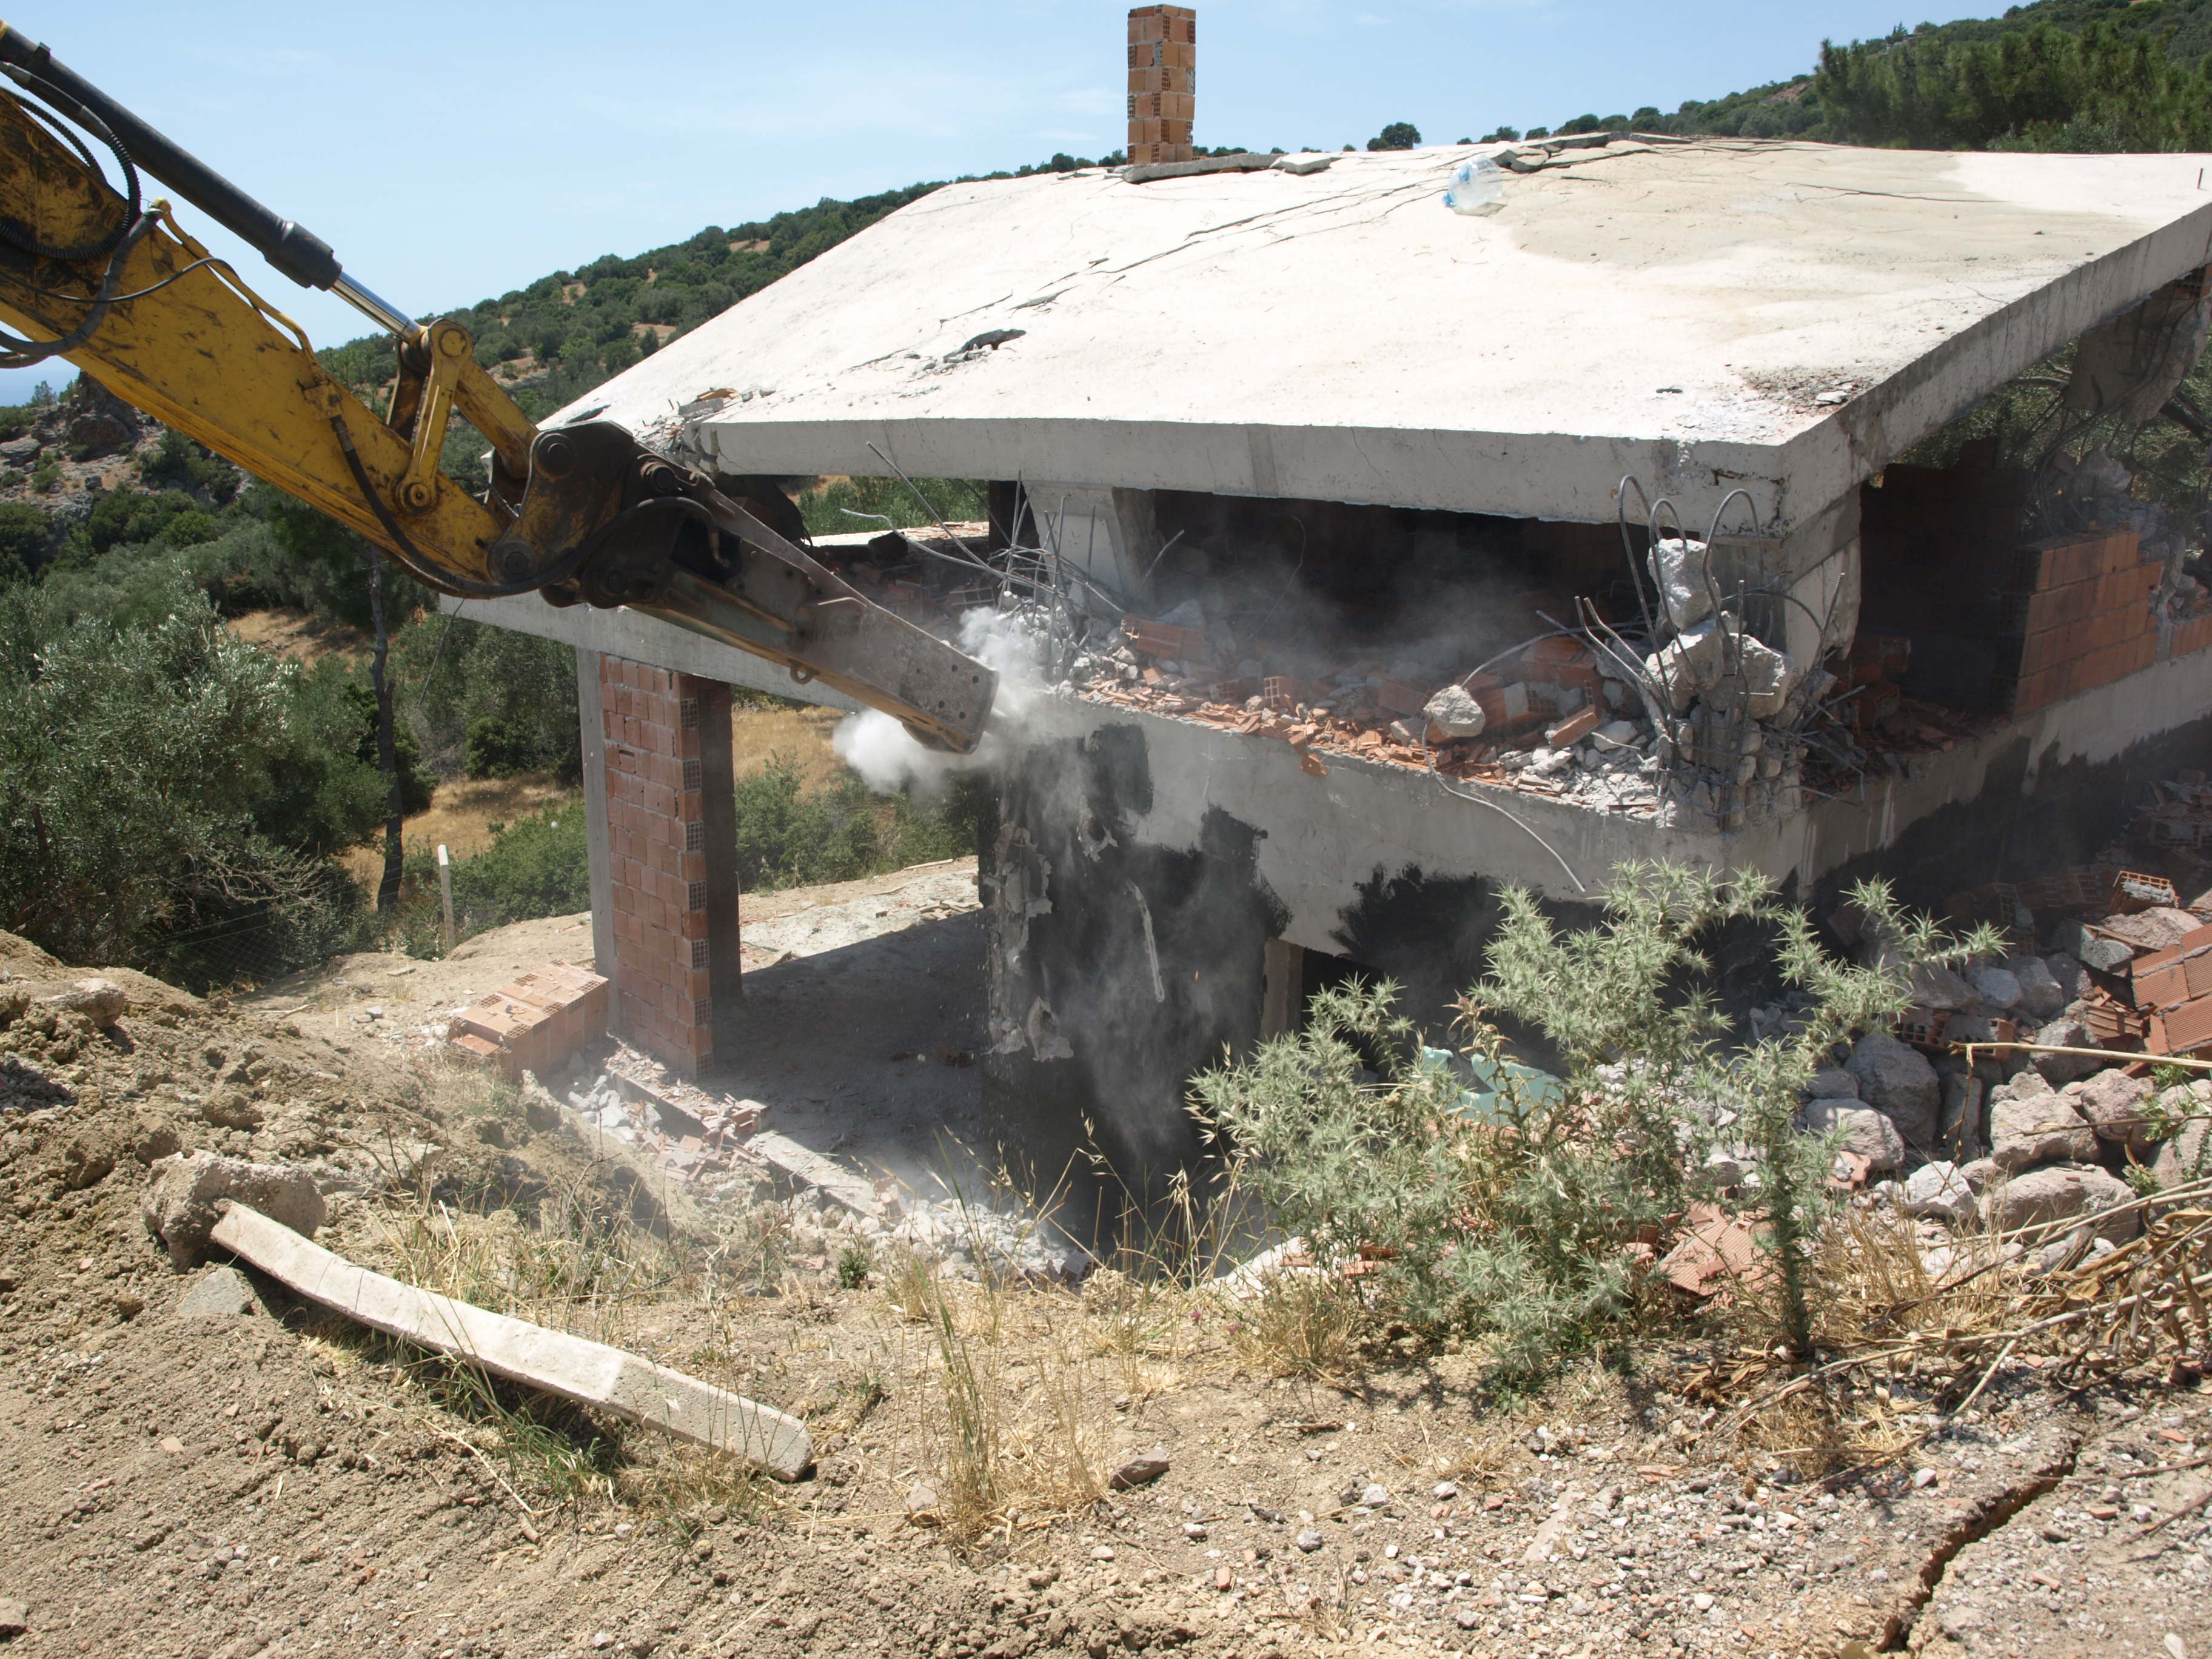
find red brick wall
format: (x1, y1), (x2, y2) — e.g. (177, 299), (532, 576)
(600, 657), (720, 1076)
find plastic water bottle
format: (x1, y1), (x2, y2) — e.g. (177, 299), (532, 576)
(1444, 155), (1504, 214)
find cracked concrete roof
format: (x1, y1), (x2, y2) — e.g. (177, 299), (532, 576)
(569, 140), (2212, 531)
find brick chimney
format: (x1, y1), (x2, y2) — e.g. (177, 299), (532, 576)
(1127, 5), (1195, 166)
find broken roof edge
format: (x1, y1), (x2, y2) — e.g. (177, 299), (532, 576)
(1771, 197), (2212, 526)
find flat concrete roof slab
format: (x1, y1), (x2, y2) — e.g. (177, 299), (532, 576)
(572, 142), (2212, 531)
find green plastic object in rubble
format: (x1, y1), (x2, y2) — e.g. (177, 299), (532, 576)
(1418, 1046), (1566, 1127)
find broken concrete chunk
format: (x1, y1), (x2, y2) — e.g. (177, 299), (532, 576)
(142, 1151), (326, 1269)
(2063, 1069), (2156, 1152)
(0, 1598), (24, 1639)
(1903, 1160), (1977, 1224)
(1644, 618), (1725, 712)
(175, 1264), (255, 1319)
(1734, 634), (1800, 720)
(1800, 1100), (1905, 1171)
(210, 1204), (811, 1480)
(1843, 1031), (1940, 1147)
(33, 977), (127, 1028)
(1647, 536), (1716, 632)
(1421, 683), (1486, 739)
(1982, 1164), (2140, 1244)
(1989, 1085), (2099, 1172)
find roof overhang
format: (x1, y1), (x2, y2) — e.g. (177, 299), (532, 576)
(566, 141), (2212, 534)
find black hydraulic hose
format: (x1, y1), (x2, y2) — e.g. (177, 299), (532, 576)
(0, 26), (343, 293)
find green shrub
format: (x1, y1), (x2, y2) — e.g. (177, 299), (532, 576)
(0, 575), (382, 986)
(465, 714), (546, 778)
(730, 752), (982, 891)
(0, 502), (55, 586)
(796, 474), (985, 535)
(1191, 863), (1993, 1382)
(408, 800), (589, 947)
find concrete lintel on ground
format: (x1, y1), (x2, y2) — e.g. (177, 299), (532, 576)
(441, 593), (863, 714)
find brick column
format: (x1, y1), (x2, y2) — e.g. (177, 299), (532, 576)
(598, 657), (738, 1078)
(1128, 5), (1196, 166)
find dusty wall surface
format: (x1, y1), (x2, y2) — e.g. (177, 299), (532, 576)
(979, 643), (2212, 1194)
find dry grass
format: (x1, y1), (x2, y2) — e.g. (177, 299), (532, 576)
(225, 606), (370, 664)
(730, 703), (847, 789)
(338, 771), (572, 886)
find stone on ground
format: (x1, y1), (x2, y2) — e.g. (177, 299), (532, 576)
(1800, 1100), (1905, 1171)
(1844, 1031), (1940, 1145)
(2009, 956), (2066, 1019)
(1805, 1067), (1857, 1101)
(1982, 1164), (2140, 1244)
(1989, 1075), (2099, 1171)
(1903, 1161), (1976, 1224)
(1969, 965), (2022, 1010)
(175, 1265), (255, 1319)
(2064, 1069), (2156, 1153)
(2029, 1019), (2103, 1085)
(142, 1151), (326, 1269)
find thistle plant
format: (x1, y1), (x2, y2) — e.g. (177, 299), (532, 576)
(1190, 862), (1994, 1380)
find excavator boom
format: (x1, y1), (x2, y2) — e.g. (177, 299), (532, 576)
(0, 27), (994, 751)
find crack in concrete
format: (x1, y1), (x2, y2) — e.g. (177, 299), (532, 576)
(1877, 1425), (2082, 1652)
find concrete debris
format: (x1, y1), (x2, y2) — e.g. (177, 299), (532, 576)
(893, 1196), (1091, 1283)
(1421, 683), (1486, 739)
(1646, 535), (1715, 632)
(0, 1600), (24, 1640)
(141, 1151), (327, 1269)
(209, 1202), (811, 1480)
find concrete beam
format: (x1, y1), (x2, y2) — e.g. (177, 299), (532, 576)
(210, 1204), (811, 1480)
(443, 593), (863, 713)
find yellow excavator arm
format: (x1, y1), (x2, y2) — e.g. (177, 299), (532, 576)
(0, 25), (994, 751)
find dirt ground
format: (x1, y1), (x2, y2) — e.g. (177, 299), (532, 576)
(2, 900), (2208, 1659)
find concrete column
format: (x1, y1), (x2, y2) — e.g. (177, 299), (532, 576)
(575, 647), (616, 994)
(1029, 483), (1161, 608)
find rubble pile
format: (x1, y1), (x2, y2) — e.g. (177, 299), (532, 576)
(545, 1045), (766, 1187)
(1725, 774), (2212, 1272)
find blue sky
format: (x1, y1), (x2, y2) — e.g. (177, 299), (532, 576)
(7, 0), (1988, 404)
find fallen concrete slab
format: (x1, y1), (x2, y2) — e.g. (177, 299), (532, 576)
(745, 1129), (886, 1219)
(208, 1204), (811, 1480)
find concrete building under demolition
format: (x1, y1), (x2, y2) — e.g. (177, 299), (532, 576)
(457, 113), (2212, 1198)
